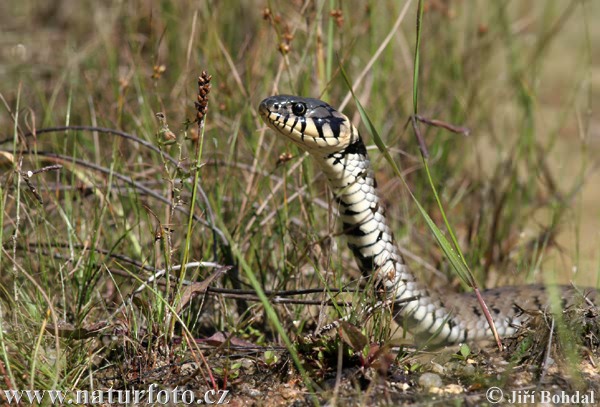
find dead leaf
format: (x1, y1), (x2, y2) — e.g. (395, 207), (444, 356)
(339, 320), (367, 352)
(176, 266), (229, 313)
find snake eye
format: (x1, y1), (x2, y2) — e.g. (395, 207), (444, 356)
(292, 102), (307, 116)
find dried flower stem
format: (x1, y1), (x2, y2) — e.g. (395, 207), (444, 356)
(195, 71), (212, 126)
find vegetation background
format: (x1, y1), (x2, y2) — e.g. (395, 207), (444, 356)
(0, 0), (598, 404)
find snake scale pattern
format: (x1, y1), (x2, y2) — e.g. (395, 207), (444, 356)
(258, 95), (597, 344)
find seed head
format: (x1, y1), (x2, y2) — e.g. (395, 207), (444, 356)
(195, 71), (212, 124)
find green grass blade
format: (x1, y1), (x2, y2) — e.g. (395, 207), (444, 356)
(217, 224), (319, 405)
(339, 64), (471, 284)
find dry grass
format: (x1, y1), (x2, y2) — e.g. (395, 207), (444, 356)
(0, 0), (598, 405)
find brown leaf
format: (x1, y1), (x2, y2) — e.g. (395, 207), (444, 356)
(338, 321), (367, 352)
(176, 266), (229, 313)
(196, 332), (258, 349)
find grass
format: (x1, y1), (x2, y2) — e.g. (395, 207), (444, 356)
(0, 0), (598, 405)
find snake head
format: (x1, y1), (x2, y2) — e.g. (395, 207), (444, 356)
(259, 95), (359, 154)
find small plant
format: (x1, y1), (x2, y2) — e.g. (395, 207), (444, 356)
(263, 350), (279, 367)
(213, 361), (243, 382)
(452, 343), (472, 362)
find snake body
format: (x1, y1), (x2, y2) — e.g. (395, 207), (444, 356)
(258, 95), (596, 344)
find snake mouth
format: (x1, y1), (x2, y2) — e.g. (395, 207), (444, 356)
(257, 100), (271, 119)
(258, 95), (356, 153)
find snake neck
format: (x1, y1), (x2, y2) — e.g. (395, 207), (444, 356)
(315, 130), (466, 342)
(316, 133), (401, 283)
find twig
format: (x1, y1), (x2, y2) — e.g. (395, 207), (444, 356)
(17, 241), (367, 297)
(538, 316), (555, 385)
(19, 247), (360, 306)
(20, 164), (62, 204)
(413, 115), (471, 136)
(407, 114), (471, 159)
(1, 149), (227, 244)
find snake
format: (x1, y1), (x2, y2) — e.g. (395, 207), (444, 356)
(258, 94), (597, 344)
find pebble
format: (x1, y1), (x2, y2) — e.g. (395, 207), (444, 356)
(240, 358), (256, 374)
(418, 372), (443, 389)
